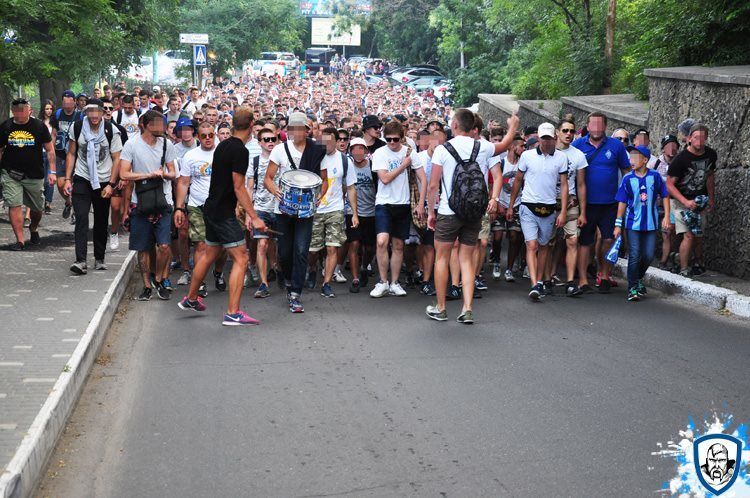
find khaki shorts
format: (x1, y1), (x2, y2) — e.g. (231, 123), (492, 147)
(187, 206), (206, 243)
(435, 214), (481, 246)
(310, 210), (346, 251)
(561, 204), (580, 239)
(671, 199), (705, 237)
(478, 213), (491, 240)
(1, 170), (45, 212)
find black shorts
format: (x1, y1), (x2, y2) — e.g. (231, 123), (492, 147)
(205, 216), (246, 248)
(580, 203), (617, 246)
(346, 215), (376, 246)
(374, 204), (411, 241)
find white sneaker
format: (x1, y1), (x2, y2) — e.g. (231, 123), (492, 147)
(333, 269), (347, 283)
(522, 266), (530, 279)
(109, 232), (119, 251)
(504, 269), (515, 282)
(177, 271), (191, 286)
(370, 281), (390, 298)
(492, 263), (501, 280)
(389, 281), (407, 296)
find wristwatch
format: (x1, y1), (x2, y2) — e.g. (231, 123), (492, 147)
(174, 207), (187, 213)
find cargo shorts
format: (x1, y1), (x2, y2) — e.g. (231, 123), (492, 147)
(310, 210), (346, 251)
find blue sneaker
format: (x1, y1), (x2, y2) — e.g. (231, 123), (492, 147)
(321, 282), (335, 298)
(162, 278), (174, 291)
(254, 283), (270, 298)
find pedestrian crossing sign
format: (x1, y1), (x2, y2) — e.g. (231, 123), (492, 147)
(194, 45), (207, 66)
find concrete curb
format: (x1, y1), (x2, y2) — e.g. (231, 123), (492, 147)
(0, 251), (136, 498)
(612, 258), (739, 311)
(726, 294), (750, 318)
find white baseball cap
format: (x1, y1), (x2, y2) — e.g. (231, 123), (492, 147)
(538, 122), (556, 138)
(349, 138), (367, 149)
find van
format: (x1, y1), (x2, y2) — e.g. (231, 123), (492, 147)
(305, 47), (337, 74)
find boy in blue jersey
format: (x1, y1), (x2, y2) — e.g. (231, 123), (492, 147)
(614, 145), (670, 301)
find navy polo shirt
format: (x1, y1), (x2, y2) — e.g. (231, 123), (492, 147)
(572, 135), (630, 204)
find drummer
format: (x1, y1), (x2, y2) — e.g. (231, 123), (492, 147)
(265, 111), (328, 314)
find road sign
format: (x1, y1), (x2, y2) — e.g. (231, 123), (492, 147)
(180, 33), (209, 44)
(194, 45), (207, 66)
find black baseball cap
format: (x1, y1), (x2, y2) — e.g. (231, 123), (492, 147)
(362, 115), (382, 130)
(660, 134), (679, 148)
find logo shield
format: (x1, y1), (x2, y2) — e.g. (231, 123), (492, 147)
(694, 434), (742, 496)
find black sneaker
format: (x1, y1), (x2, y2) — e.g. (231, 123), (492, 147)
(566, 282), (583, 297)
(198, 281), (208, 298)
(359, 268), (369, 287)
(580, 284), (595, 294)
(9, 241), (24, 251)
(62, 203), (72, 219)
(321, 282), (335, 298)
(70, 261), (88, 275)
(305, 270), (316, 289)
(349, 279), (360, 293)
(692, 264), (706, 276)
(267, 268), (277, 282)
(29, 231), (40, 245)
(542, 281), (554, 296)
(528, 283), (543, 301)
(214, 271), (226, 291)
(155, 282), (171, 300)
(420, 281), (436, 296)
(446, 285), (461, 301)
(136, 287), (152, 301)
(474, 276), (488, 291)
(598, 278), (611, 294)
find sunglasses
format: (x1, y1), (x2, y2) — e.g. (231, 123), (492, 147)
(560, 128), (575, 134)
(615, 136), (630, 143)
(337, 136), (349, 141)
(199, 133), (215, 139)
(261, 136), (277, 143)
(103, 106), (114, 111)
(384, 137), (401, 143)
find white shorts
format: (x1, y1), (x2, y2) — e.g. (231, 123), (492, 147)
(519, 204), (556, 245)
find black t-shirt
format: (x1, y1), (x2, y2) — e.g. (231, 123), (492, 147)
(204, 136), (248, 221)
(49, 109), (80, 152)
(667, 146), (717, 200)
(0, 117), (53, 179)
(367, 138), (385, 156)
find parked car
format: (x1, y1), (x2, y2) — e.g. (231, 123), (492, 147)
(405, 76), (451, 92)
(305, 47), (337, 74)
(254, 51), (299, 74)
(390, 67), (446, 85)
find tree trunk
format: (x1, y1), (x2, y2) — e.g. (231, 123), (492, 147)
(39, 76), (72, 107)
(602, 0), (617, 94)
(0, 84), (11, 121)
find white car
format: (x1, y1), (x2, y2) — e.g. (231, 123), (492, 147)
(126, 50), (189, 85)
(391, 67), (445, 85)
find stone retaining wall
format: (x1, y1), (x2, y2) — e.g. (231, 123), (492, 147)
(646, 66), (750, 278)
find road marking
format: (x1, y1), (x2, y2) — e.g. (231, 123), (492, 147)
(61, 284), (69, 288)
(83, 289), (98, 293)
(0, 362), (24, 367)
(58, 310), (72, 314)
(6, 272), (26, 275)
(16, 290), (32, 293)
(0, 424), (17, 430)
(26, 262), (38, 266)
(45, 297), (58, 301)
(22, 378), (56, 383)
(35, 268), (55, 271)
(47, 259), (66, 262)
(0, 304), (13, 308)
(12, 346), (32, 350)
(0, 394), (7, 398)
(62, 338), (79, 342)
(25, 279), (35, 283)
(63, 328), (76, 332)
(6, 294), (19, 298)
(51, 354), (70, 358)
(36, 317), (54, 321)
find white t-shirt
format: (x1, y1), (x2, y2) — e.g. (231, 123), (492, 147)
(179, 145), (216, 207)
(318, 152), (356, 214)
(517, 148), (568, 205)
(371, 145), (421, 206)
(120, 135), (177, 205)
(498, 156), (522, 208)
(431, 136), (496, 216)
(115, 110), (140, 140)
(558, 145), (587, 197)
(269, 141), (304, 214)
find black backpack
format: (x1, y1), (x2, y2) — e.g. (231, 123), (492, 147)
(441, 140), (488, 222)
(252, 155), (261, 192)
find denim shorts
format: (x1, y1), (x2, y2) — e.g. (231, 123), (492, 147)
(253, 211), (277, 240)
(374, 204), (411, 241)
(205, 216), (246, 248)
(129, 208), (173, 251)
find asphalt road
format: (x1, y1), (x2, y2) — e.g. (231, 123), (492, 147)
(36, 272), (750, 498)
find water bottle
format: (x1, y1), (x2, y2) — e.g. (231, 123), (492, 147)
(606, 236), (622, 264)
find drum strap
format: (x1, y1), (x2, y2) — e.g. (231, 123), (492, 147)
(284, 142), (298, 170)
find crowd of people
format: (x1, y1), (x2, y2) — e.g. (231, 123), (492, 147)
(0, 68), (717, 325)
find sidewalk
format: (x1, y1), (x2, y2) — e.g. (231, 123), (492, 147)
(0, 206), (134, 497)
(612, 258), (750, 318)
